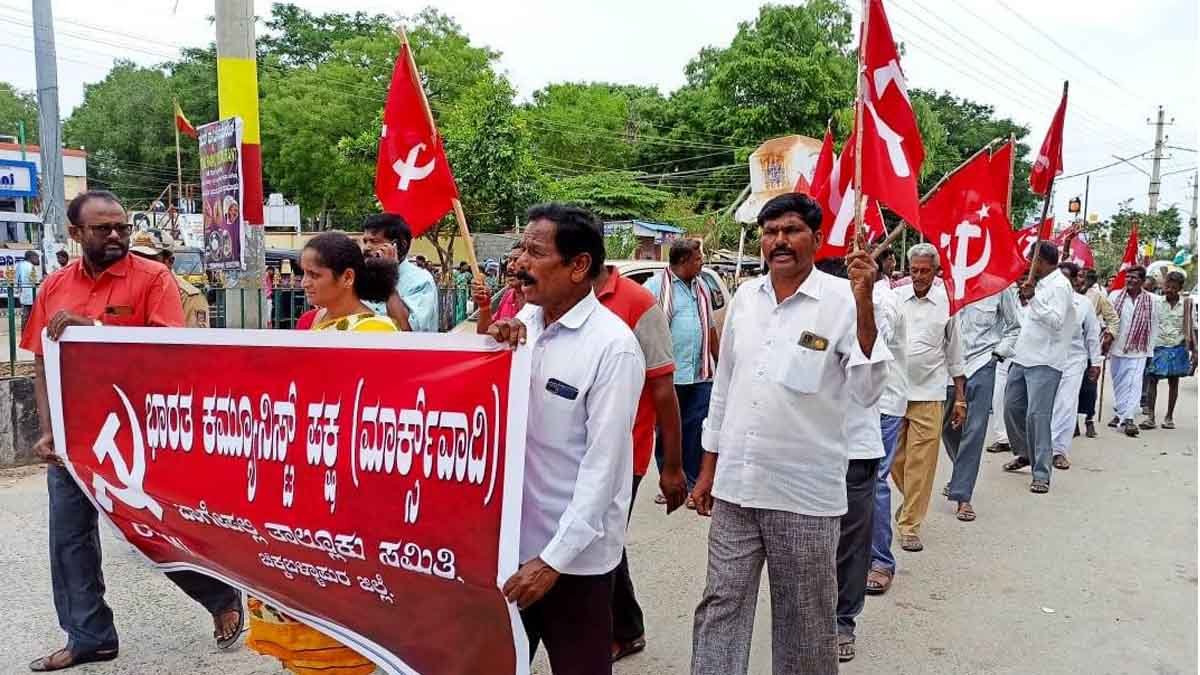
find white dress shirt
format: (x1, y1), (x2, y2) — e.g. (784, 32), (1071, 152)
(847, 283), (904, 458)
(876, 282), (909, 418)
(1066, 293), (1102, 368)
(957, 288), (1022, 378)
(894, 283), (966, 402)
(701, 270), (892, 516)
(1107, 289), (1162, 358)
(517, 291), (645, 575)
(1012, 271), (1076, 371)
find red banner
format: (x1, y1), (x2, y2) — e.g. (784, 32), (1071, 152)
(44, 329), (531, 675)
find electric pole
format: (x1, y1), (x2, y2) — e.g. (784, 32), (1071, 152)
(1147, 105), (1174, 215)
(215, 0), (266, 327)
(32, 0), (67, 257)
(1190, 171), (1198, 252)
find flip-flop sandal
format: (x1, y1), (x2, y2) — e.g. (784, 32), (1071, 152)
(1139, 420), (1157, 430)
(686, 496), (697, 510)
(866, 568), (893, 595)
(1053, 455), (1071, 470)
(1162, 419), (1176, 429)
(956, 503), (976, 522)
(653, 494), (667, 505)
(838, 637), (856, 663)
(611, 636), (646, 663)
(30, 647), (119, 672)
(214, 594), (245, 650)
(1030, 480), (1050, 494)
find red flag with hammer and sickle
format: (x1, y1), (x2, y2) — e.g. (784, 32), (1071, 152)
(375, 41), (458, 237)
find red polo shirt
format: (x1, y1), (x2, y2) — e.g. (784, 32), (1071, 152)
(596, 266), (676, 476)
(20, 255), (185, 356)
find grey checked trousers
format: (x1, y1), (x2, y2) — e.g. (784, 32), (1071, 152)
(691, 498), (839, 675)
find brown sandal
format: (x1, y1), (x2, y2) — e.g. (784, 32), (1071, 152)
(611, 635), (646, 662)
(30, 646), (119, 672)
(213, 594), (245, 649)
(1053, 455), (1071, 470)
(1003, 456), (1030, 472)
(866, 568), (893, 595)
(956, 502), (976, 522)
(838, 636), (856, 662)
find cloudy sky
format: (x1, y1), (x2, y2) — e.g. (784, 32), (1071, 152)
(1, 0), (1196, 241)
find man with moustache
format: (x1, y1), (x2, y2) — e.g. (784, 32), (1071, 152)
(690, 193), (891, 675)
(491, 203), (645, 674)
(22, 191), (244, 672)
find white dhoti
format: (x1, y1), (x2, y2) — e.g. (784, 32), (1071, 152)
(989, 359), (1011, 445)
(1110, 356), (1147, 422)
(1051, 360), (1087, 457)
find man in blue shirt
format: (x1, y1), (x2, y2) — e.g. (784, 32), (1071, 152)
(361, 213), (438, 331)
(16, 250), (39, 325)
(644, 239), (719, 502)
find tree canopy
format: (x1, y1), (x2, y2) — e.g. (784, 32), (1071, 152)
(5, 0), (1130, 266)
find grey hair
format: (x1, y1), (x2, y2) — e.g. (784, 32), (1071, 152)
(907, 242), (939, 266)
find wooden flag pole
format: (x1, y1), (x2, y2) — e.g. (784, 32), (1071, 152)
(851, 0), (870, 253)
(173, 97), (183, 212)
(397, 26), (482, 279)
(1006, 131), (1016, 219)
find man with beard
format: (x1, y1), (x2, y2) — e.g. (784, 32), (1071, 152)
(1107, 266), (1160, 436)
(491, 203), (645, 674)
(22, 191), (244, 672)
(690, 193), (890, 675)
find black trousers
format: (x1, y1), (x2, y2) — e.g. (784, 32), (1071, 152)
(836, 457), (881, 639)
(1078, 367), (1098, 417)
(521, 571), (614, 675)
(611, 474), (644, 643)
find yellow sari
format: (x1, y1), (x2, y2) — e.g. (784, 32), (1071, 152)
(246, 310), (396, 675)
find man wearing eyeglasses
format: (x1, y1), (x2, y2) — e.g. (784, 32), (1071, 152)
(21, 190), (244, 672)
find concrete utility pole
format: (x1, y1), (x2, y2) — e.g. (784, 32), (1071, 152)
(215, 0), (265, 327)
(32, 0), (67, 252)
(1190, 171), (1198, 251)
(1147, 105), (1173, 216)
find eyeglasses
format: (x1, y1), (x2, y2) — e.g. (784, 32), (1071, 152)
(80, 223), (133, 237)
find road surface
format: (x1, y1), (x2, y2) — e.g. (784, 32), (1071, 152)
(1, 377), (1195, 674)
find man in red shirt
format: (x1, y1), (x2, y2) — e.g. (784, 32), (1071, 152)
(24, 191), (244, 672)
(592, 263), (688, 662)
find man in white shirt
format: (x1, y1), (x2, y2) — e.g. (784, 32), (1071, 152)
(1003, 241), (1076, 493)
(493, 203), (645, 674)
(890, 244), (966, 554)
(940, 286), (1020, 522)
(1106, 265), (1160, 437)
(1050, 262), (1102, 468)
(867, 272), (910, 598)
(821, 259), (903, 663)
(690, 193), (890, 675)
(16, 250), (39, 324)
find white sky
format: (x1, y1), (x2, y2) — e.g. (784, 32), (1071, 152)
(0, 0), (1196, 241)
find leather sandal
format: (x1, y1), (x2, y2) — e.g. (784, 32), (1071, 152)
(1053, 455), (1071, 470)
(838, 636), (856, 662)
(611, 635), (646, 663)
(1003, 456), (1030, 472)
(213, 594), (245, 649)
(29, 646), (119, 672)
(865, 568), (893, 595)
(955, 502), (976, 522)
(900, 534), (923, 552)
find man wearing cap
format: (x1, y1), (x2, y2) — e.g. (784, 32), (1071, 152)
(130, 230), (210, 328)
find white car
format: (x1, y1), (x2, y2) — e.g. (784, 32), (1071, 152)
(451, 259), (733, 334)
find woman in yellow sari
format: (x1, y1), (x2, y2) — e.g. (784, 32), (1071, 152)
(247, 231), (400, 674)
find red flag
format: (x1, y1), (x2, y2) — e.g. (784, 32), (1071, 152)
(856, 0), (925, 226)
(1108, 221), (1140, 291)
(916, 145), (1025, 314)
(814, 131), (885, 260)
(375, 41), (459, 237)
(803, 126), (835, 195)
(989, 141), (1014, 220)
(174, 101), (197, 139)
(1030, 84), (1068, 196)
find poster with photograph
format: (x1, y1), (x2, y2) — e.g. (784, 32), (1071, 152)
(198, 117), (245, 271)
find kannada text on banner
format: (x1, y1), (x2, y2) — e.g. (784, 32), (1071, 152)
(45, 329), (531, 675)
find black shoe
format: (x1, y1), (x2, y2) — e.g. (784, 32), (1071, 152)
(1123, 419), (1140, 437)
(1074, 422), (1080, 438)
(1085, 421), (1097, 438)
(987, 441), (1011, 454)
(1107, 416), (1120, 428)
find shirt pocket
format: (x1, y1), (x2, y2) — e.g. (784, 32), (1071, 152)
(533, 384), (585, 446)
(773, 344), (827, 394)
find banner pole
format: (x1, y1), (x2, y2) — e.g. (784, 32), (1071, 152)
(851, 0), (870, 253)
(397, 25), (482, 279)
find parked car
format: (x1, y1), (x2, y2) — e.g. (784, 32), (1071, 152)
(450, 259), (732, 334)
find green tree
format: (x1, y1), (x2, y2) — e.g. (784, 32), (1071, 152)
(1084, 201), (1183, 277)
(524, 82), (665, 173)
(544, 171), (673, 220)
(0, 82), (38, 143)
(260, 3), (393, 66)
(64, 62), (178, 205)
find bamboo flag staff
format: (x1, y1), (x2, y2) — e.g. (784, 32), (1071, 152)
(396, 26), (482, 279)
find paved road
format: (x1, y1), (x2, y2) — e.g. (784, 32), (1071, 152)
(1, 378), (1195, 674)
